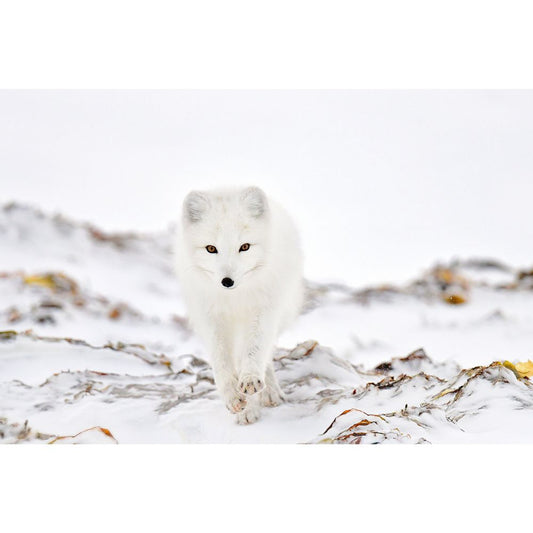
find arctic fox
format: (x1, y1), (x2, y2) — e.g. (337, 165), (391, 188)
(175, 186), (304, 424)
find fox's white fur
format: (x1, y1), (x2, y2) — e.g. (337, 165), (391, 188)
(174, 186), (304, 424)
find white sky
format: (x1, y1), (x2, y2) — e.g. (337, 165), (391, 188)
(1, 90), (532, 286)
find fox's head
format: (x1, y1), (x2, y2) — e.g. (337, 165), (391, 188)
(181, 186), (270, 290)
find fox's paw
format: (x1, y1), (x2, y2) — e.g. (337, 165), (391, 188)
(238, 374), (265, 396)
(261, 386), (285, 408)
(225, 395), (247, 414)
(236, 404), (261, 425)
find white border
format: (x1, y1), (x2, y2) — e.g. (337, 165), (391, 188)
(1, 445), (530, 530)
(1, 0), (533, 88)
(1, 1), (532, 527)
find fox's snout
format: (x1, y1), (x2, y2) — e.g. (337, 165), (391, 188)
(221, 277), (234, 288)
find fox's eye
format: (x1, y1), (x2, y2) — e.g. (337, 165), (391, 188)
(206, 245), (218, 254)
(239, 243), (250, 252)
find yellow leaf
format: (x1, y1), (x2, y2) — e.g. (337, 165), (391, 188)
(444, 294), (467, 305)
(0, 330), (18, 340)
(435, 268), (455, 284)
(432, 387), (456, 400)
(23, 272), (79, 294)
(515, 360), (533, 378)
(24, 274), (56, 289)
(503, 360), (533, 379)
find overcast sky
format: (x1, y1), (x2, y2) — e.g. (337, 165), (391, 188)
(1, 90), (532, 286)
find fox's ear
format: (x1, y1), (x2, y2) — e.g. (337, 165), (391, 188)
(183, 191), (210, 223)
(241, 186), (267, 218)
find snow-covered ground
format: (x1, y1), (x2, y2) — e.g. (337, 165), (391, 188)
(1, 203), (532, 443)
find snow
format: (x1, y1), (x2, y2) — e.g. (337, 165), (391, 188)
(1, 204), (532, 444)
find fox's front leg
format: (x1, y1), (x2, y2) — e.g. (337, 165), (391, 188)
(261, 362), (285, 407)
(204, 325), (247, 414)
(237, 312), (277, 397)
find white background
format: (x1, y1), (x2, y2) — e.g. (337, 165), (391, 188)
(1, 90), (532, 286)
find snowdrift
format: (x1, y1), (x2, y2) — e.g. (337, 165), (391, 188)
(1, 203), (532, 443)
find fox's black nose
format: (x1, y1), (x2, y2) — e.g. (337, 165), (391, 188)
(221, 277), (234, 288)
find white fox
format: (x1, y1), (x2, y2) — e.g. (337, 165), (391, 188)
(175, 186), (304, 424)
